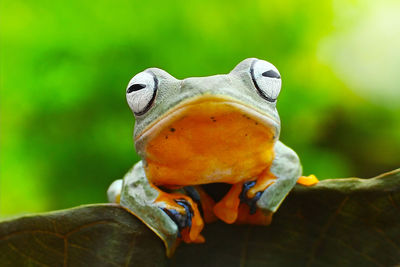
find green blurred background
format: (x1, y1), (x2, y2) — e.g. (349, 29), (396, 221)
(1, 0), (400, 216)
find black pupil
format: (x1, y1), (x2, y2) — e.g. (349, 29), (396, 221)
(127, 83), (146, 93)
(262, 70), (281, 79)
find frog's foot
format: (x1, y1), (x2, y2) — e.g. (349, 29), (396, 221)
(241, 170), (277, 214)
(239, 181), (264, 214)
(157, 192), (205, 243)
(235, 203), (273, 226)
(183, 186), (217, 223)
(213, 182), (244, 224)
(297, 174), (319, 186)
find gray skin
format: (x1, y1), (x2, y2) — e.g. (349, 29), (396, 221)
(107, 58), (302, 257)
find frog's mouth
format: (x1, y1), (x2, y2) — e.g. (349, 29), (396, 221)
(136, 95), (279, 145)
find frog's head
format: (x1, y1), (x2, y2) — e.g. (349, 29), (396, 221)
(126, 58), (282, 168)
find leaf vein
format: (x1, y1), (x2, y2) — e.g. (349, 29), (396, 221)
(8, 242), (50, 267)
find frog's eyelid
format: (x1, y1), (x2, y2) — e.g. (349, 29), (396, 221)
(127, 83), (146, 94)
(262, 70), (281, 79)
(250, 60), (279, 103)
(126, 71), (158, 116)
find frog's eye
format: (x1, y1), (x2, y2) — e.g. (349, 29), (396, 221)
(126, 71), (158, 116)
(250, 60), (281, 102)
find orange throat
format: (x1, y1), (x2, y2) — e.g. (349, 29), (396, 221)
(138, 97), (277, 187)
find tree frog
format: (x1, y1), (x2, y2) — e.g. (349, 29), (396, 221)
(107, 58), (318, 257)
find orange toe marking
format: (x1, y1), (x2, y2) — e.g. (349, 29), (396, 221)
(213, 182), (243, 224)
(187, 201), (204, 242)
(194, 186), (218, 223)
(235, 204), (273, 226)
(155, 189), (204, 243)
(297, 174), (319, 186)
(193, 234), (205, 243)
(247, 169), (276, 199)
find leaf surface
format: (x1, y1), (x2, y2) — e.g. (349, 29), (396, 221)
(1, 169), (399, 266)
(0, 204), (166, 267)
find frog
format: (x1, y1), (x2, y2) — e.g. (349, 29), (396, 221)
(107, 58), (318, 257)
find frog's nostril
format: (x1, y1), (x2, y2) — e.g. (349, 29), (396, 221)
(262, 70), (281, 79)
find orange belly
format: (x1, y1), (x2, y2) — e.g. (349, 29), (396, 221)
(142, 100), (275, 186)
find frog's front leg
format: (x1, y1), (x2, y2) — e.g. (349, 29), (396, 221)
(152, 186), (205, 244)
(213, 169), (277, 224)
(108, 161), (204, 257)
(255, 141), (311, 214)
(214, 141), (316, 225)
(213, 182), (244, 223)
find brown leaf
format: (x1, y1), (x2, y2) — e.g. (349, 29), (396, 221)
(0, 204), (166, 267)
(1, 169), (399, 266)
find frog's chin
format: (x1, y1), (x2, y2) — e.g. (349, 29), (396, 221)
(135, 95), (279, 149)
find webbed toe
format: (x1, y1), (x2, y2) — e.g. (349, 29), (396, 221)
(162, 199), (193, 235)
(158, 194), (205, 244)
(240, 181), (263, 214)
